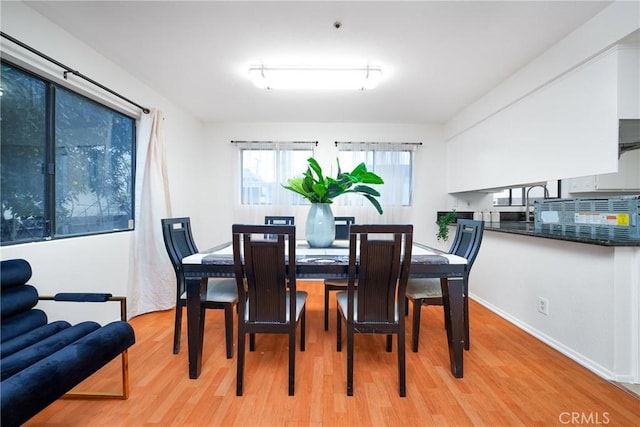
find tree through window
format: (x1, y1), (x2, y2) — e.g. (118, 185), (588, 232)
(1, 62), (135, 245)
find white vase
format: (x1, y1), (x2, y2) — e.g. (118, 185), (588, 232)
(306, 203), (335, 248)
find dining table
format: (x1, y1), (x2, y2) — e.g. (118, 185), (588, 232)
(182, 240), (469, 380)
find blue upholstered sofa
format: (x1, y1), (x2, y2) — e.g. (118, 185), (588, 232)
(0, 259), (135, 426)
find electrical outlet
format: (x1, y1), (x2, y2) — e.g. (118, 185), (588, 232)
(537, 297), (549, 315)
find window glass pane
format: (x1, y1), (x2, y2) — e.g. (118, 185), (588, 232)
(241, 149), (275, 204)
(241, 147), (312, 205)
(54, 88), (134, 236)
(511, 188), (524, 206)
(492, 189), (511, 206)
(0, 63), (47, 243)
(545, 180), (560, 198)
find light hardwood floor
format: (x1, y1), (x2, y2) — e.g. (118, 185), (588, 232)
(26, 281), (638, 426)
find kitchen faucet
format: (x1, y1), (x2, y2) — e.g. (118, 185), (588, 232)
(524, 184), (549, 223)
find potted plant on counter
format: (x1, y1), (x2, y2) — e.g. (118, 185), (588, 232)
(437, 210), (457, 242)
(283, 157), (384, 247)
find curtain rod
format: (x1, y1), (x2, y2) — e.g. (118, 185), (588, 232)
(231, 140), (318, 146)
(335, 141), (422, 146)
(1, 32), (150, 114)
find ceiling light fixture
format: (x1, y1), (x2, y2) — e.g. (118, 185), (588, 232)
(248, 65), (383, 90)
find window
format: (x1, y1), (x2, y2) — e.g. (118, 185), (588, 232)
(238, 142), (314, 206)
(492, 180), (561, 207)
(337, 143), (415, 207)
(1, 62), (135, 245)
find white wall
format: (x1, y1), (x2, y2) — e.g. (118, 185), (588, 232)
(1, 2), (207, 323)
(444, 1), (640, 193)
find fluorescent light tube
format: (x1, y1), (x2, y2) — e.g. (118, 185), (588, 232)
(248, 65), (383, 90)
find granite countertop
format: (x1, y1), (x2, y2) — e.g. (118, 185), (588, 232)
(484, 221), (640, 247)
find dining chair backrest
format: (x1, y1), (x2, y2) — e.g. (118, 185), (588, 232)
(334, 216), (355, 240)
(161, 217), (199, 274)
(232, 224), (297, 323)
(448, 219), (484, 270)
(264, 216), (295, 226)
(348, 224), (413, 324)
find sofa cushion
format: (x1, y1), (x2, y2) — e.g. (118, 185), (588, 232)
(0, 258), (32, 289)
(1, 321), (71, 358)
(1, 309), (48, 343)
(1, 284), (39, 320)
(1, 321), (101, 381)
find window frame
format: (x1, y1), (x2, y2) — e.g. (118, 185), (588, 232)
(0, 60), (137, 246)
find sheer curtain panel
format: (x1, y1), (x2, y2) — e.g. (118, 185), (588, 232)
(233, 141), (316, 225)
(335, 142), (419, 224)
(128, 109), (174, 318)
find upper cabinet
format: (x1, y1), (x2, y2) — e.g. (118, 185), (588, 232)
(566, 150), (640, 193)
(617, 45), (640, 119)
(446, 48), (623, 192)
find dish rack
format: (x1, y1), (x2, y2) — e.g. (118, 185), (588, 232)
(534, 196), (640, 240)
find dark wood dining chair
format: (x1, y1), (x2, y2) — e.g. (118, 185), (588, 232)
(161, 217), (238, 357)
(264, 216), (295, 240)
(336, 224), (413, 397)
(405, 219), (484, 352)
(323, 216), (355, 330)
(232, 224), (307, 396)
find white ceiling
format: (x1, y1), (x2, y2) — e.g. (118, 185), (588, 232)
(24, 1), (613, 124)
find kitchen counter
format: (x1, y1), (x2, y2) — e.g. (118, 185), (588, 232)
(483, 221), (640, 247)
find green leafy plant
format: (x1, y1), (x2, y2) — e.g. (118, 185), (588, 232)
(437, 210), (457, 241)
(283, 157), (385, 214)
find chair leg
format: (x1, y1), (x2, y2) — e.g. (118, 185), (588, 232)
(464, 294), (470, 350)
(288, 330), (296, 396)
(324, 286), (330, 331)
(411, 298), (423, 352)
(249, 333), (256, 351)
(398, 331), (406, 397)
(441, 278), (453, 339)
(386, 335), (392, 352)
(346, 325), (354, 396)
(224, 304), (234, 359)
(236, 329), (245, 396)
(337, 308), (342, 352)
(173, 303), (183, 354)
(300, 306), (306, 351)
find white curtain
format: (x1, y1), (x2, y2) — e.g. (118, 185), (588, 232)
(127, 109), (174, 319)
(334, 142), (419, 224)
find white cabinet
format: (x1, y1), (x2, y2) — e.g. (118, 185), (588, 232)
(567, 150), (640, 193)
